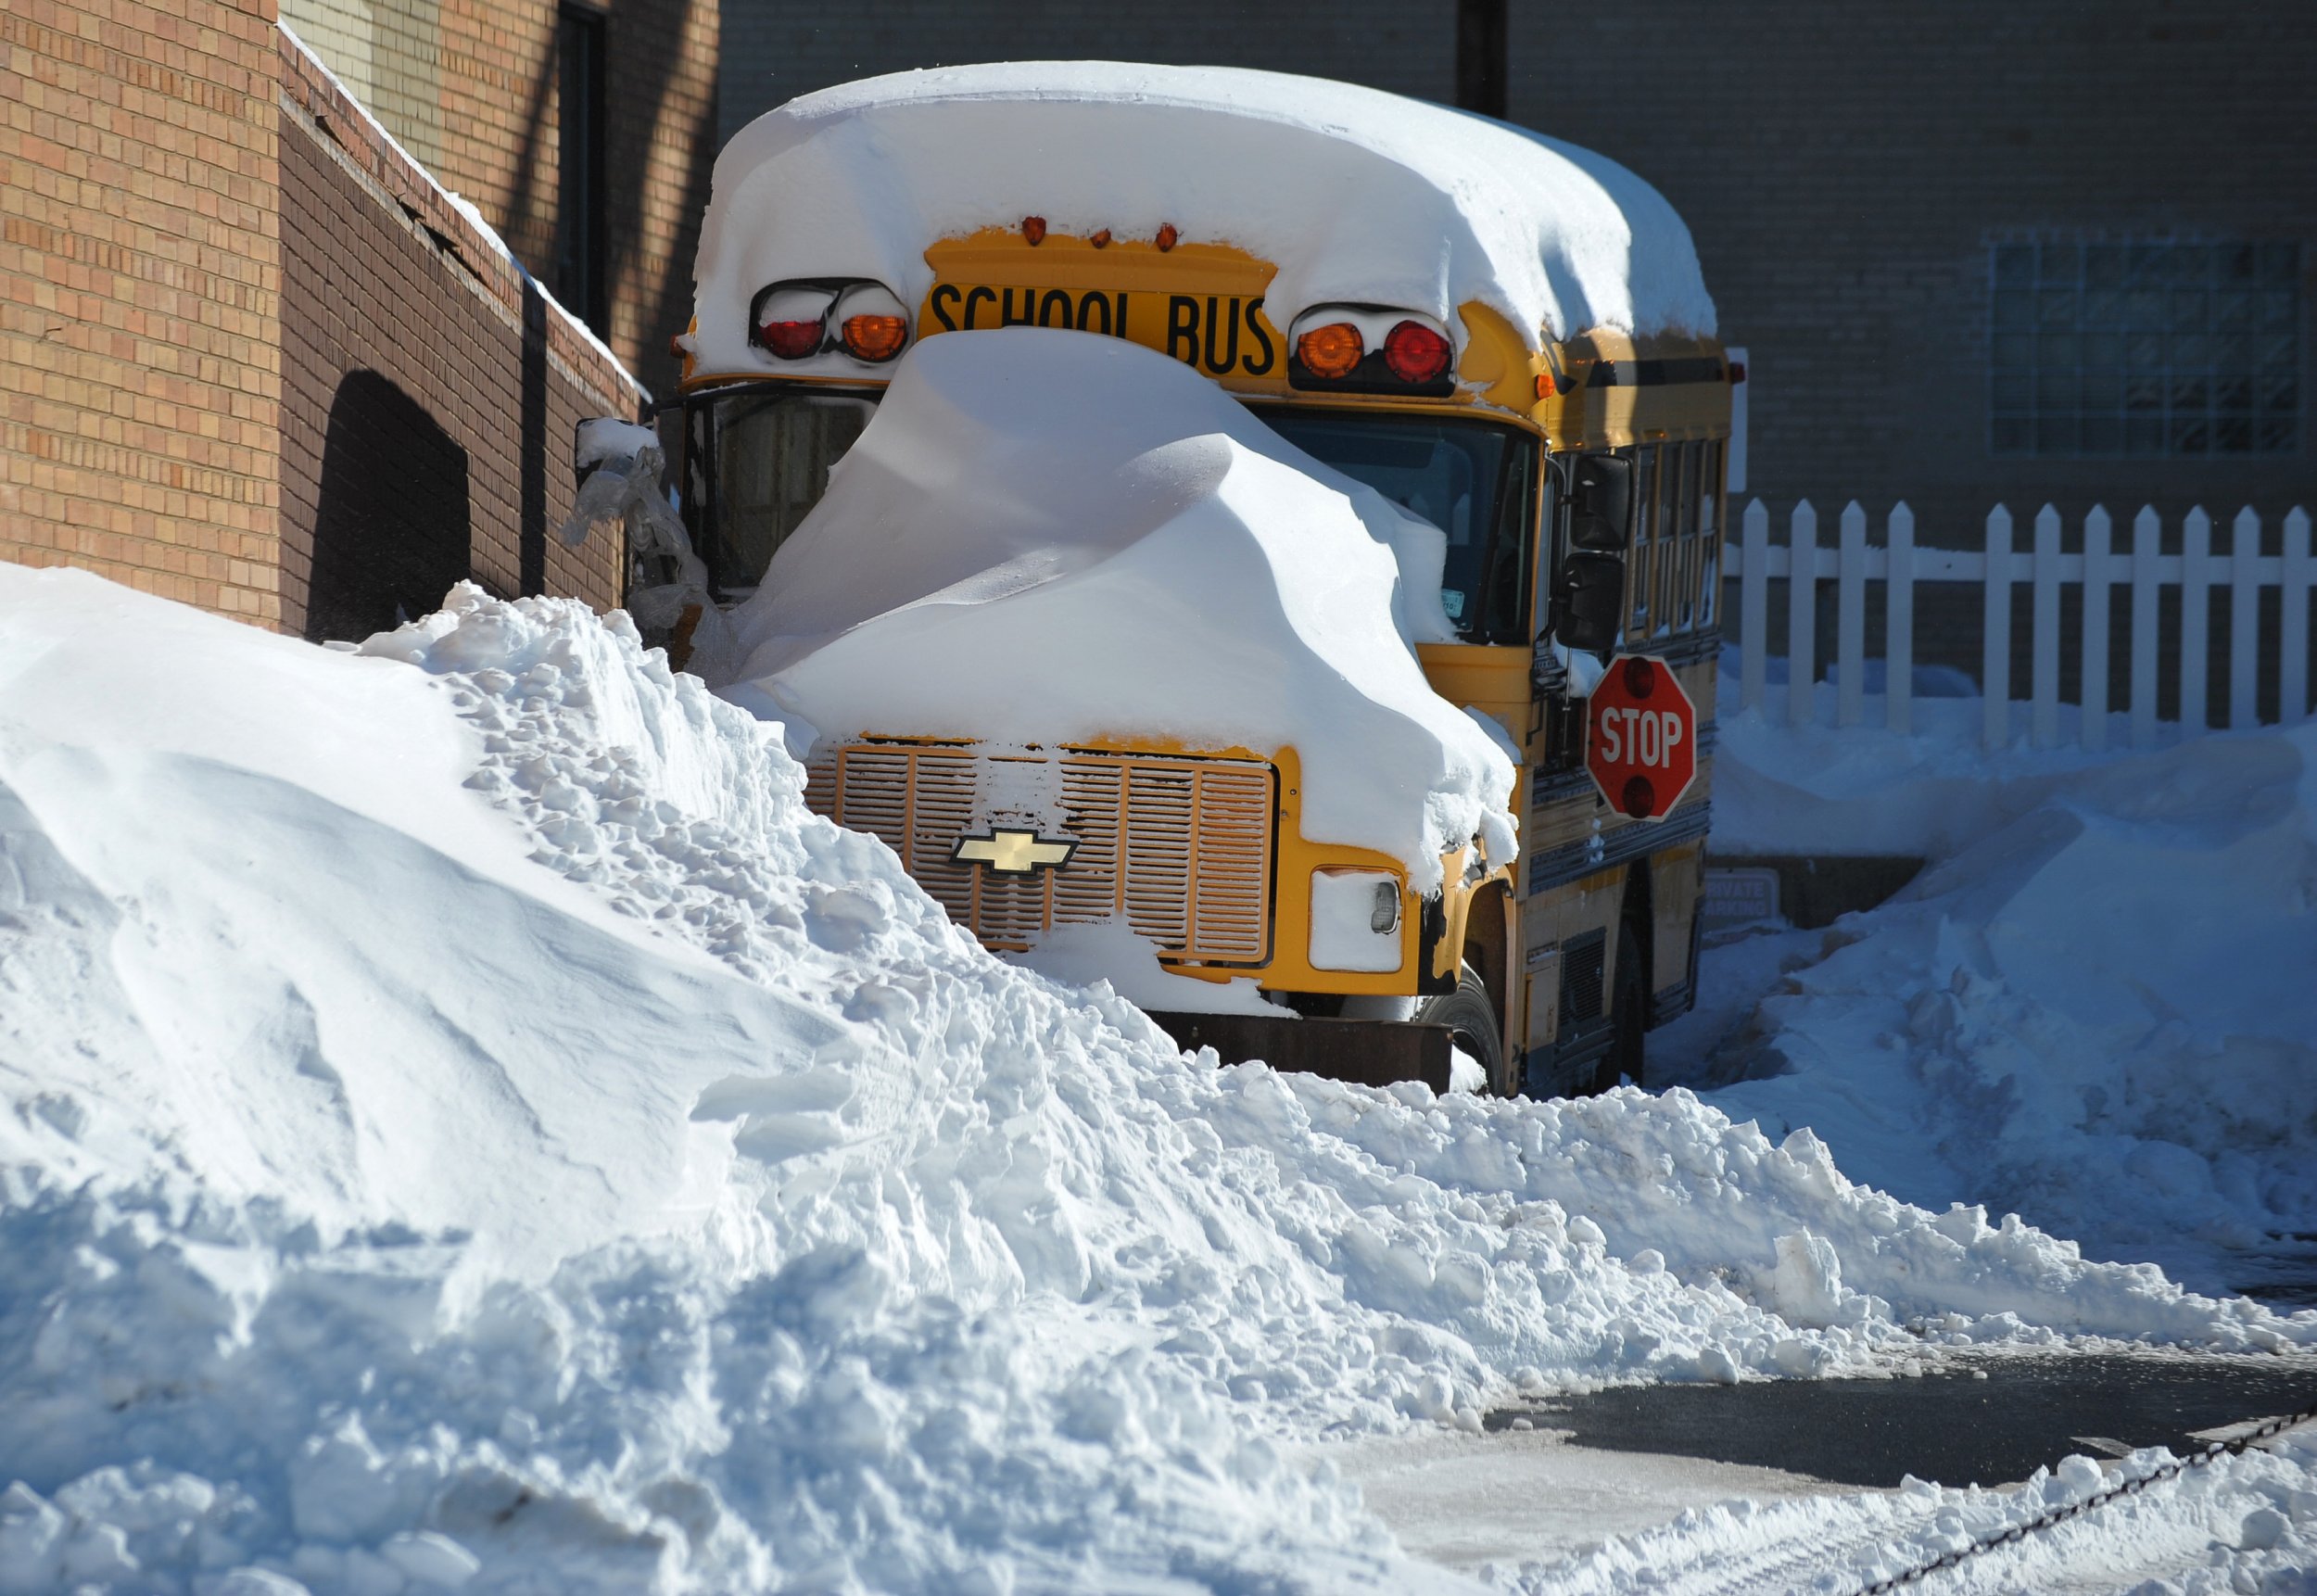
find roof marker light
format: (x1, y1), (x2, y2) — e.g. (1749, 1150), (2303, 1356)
(1022, 216), (1046, 245)
(1090, 228), (1111, 248)
(1155, 223), (1178, 252)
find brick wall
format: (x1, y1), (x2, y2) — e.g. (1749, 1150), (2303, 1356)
(1503, 0), (2317, 551)
(1, 0), (285, 623)
(608, 0), (716, 400)
(278, 0), (447, 173)
(277, 28), (632, 639)
(718, 0), (1455, 145)
(277, 0), (715, 398)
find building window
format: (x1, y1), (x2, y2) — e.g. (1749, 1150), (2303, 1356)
(1989, 241), (2300, 457)
(554, 5), (607, 335)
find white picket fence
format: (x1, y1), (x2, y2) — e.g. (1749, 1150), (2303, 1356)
(1724, 500), (2317, 751)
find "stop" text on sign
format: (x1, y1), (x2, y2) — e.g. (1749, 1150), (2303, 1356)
(1592, 706), (1686, 768)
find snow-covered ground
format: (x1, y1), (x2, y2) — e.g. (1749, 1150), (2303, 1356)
(1665, 668), (2317, 1302)
(2, 566), (2311, 1592)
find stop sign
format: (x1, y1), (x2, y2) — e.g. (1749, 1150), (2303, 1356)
(1585, 654), (1698, 820)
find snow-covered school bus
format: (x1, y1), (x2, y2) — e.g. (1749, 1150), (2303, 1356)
(653, 65), (1732, 1096)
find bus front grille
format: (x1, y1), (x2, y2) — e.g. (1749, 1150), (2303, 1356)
(804, 742), (1275, 965)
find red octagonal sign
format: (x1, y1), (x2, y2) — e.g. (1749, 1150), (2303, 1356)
(1585, 654), (1698, 821)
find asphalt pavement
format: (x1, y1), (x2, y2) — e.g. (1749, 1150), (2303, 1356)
(1492, 1353), (2317, 1488)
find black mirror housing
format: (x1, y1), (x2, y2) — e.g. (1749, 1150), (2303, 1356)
(1553, 551), (1626, 656)
(1568, 454), (1633, 551)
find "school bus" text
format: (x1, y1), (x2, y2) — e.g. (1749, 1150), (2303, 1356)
(924, 285), (1285, 380)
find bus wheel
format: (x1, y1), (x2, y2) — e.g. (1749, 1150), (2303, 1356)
(1592, 923), (1647, 1094)
(1419, 962), (1504, 1095)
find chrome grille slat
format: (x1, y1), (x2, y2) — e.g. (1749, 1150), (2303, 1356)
(808, 743), (1272, 965)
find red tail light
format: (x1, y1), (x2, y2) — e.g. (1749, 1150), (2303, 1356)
(760, 318), (823, 360)
(1383, 321), (1451, 384)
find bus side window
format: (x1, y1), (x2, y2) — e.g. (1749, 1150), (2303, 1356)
(1652, 443), (1680, 637)
(1625, 445), (1656, 640)
(1698, 438), (1725, 630)
(1672, 440), (1699, 633)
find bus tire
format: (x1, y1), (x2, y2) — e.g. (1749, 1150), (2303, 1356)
(1418, 962), (1504, 1095)
(1592, 922), (1647, 1094)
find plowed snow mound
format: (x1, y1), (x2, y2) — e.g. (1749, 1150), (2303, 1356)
(1688, 679), (2317, 1296)
(0, 566), (2306, 1593)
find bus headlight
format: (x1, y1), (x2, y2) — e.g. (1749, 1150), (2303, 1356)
(1310, 868), (1404, 973)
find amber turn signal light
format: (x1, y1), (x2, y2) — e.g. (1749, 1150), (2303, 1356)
(1296, 323), (1364, 379)
(841, 313), (907, 362)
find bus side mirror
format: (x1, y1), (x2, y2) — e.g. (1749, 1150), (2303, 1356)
(1568, 454), (1632, 551)
(1553, 551), (1626, 656)
(1540, 452), (1630, 661)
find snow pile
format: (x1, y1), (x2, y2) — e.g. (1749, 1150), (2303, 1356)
(1523, 1428), (2317, 1595)
(1679, 669), (2317, 1298)
(723, 328), (1517, 888)
(2, 566), (2311, 1592)
(695, 60), (1713, 374)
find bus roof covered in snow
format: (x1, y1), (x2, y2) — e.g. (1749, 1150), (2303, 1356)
(690, 62), (1716, 378)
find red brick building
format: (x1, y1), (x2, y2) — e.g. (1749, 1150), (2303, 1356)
(2, 0), (716, 638)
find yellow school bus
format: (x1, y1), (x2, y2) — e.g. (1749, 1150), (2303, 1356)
(665, 74), (1730, 1096)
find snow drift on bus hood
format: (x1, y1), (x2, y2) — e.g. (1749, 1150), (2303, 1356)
(2, 569), (2311, 1595)
(720, 328), (1518, 890)
(693, 60), (1714, 374)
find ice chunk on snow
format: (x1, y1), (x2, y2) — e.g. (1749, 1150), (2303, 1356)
(696, 61), (1714, 376)
(1761, 1231), (1846, 1327)
(723, 327), (1517, 890)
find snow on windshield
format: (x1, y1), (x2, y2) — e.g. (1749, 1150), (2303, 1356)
(694, 60), (1715, 375)
(717, 326), (1516, 891)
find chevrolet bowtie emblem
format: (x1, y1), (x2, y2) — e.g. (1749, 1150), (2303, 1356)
(951, 828), (1077, 875)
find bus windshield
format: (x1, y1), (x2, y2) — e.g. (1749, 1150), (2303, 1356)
(690, 389), (1538, 642)
(688, 386), (879, 599)
(1253, 410), (1537, 646)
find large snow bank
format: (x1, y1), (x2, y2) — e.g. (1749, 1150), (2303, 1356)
(695, 61), (1714, 374)
(1678, 667), (2317, 1299)
(722, 327), (1517, 888)
(2, 566), (2310, 1592)
(1521, 1428), (2317, 1595)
